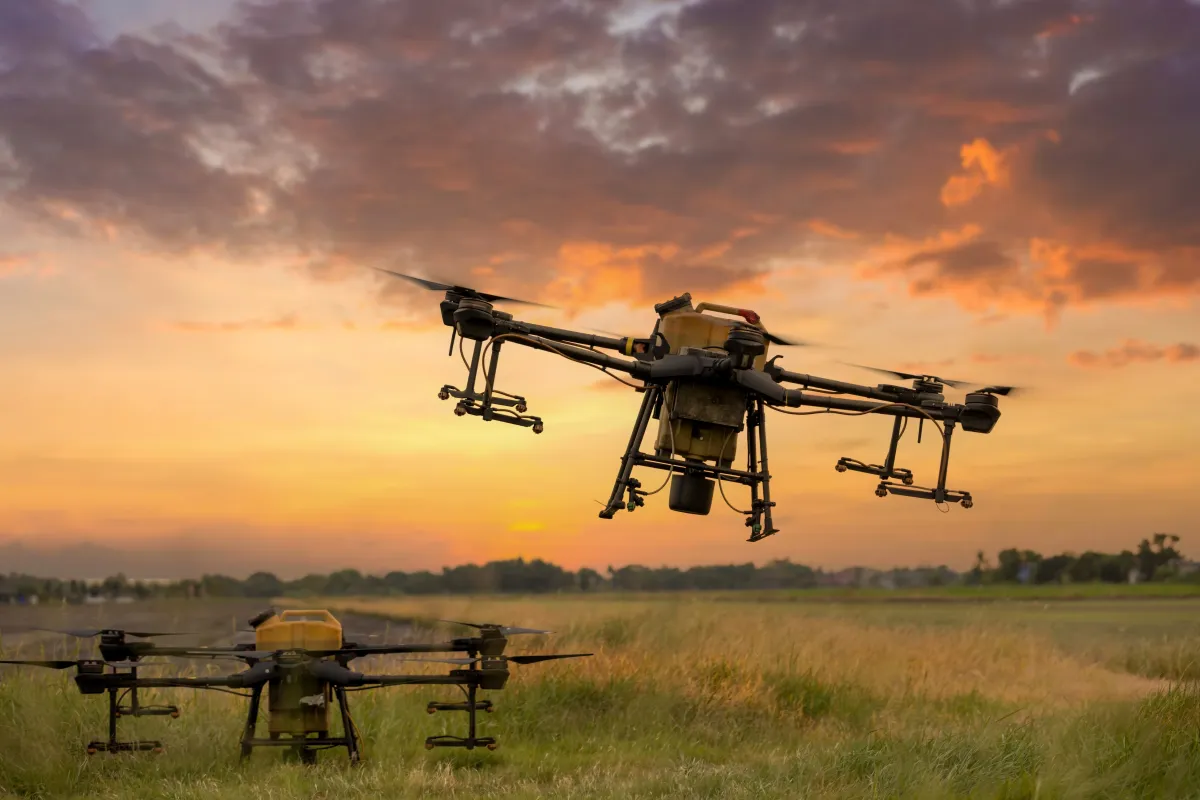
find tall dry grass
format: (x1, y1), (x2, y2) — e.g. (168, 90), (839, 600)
(1, 595), (1197, 799)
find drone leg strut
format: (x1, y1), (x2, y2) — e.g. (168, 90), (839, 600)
(599, 385), (661, 519)
(875, 420), (973, 507)
(745, 397), (778, 542)
(424, 684), (498, 751)
(881, 416), (903, 477)
(334, 687), (361, 764)
(835, 416), (915, 485)
(119, 677), (180, 720)
(87, 687), (163, 755)
(464, 339), (483, 396)
(481, 339), (503, 419)
(239, 684), (263, 760)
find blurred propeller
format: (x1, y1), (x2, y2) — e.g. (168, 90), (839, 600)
(396, 654), (593, 666)
(439, 620), (553, 636)
(844, 363), (974, 388)
(0, 659), (144, 670)
(844, 364), (1028, 397)
(373, 268), (555, 309)
(761, 329), (813, 347)
(6, 626), (193, 639)
(975, 385), (1023, 397)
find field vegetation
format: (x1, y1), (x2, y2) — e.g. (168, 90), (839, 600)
(2, 594), (1200, 798)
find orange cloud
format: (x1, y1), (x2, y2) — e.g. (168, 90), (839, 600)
(169, 314), (309, 332)
(378, 318), (431, 332)
(806, 219), (859, 240)
(0, 253), (56, 278)
(1037, 13), (1096, 38)
(855, 224), (1044, 316)
(855, 221), (1196, 328)
(940, 138), (1011, 207)
(1068, 340), (1200, 369)
(169, 315), (435, 334)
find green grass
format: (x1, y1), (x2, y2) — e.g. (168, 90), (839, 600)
(3, 594), (1200, 798)
(574, 582), (1200, 603)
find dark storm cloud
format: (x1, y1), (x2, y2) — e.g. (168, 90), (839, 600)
(1, 0), (1198, 316)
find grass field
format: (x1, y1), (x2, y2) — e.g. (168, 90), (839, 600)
(2, 593), (1200, 798)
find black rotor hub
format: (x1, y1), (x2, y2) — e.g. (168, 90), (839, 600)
(724, 326), (766, 368)
(453, 298), (496, 341)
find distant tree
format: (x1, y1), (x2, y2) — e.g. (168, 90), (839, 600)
(1137, 533), (1182, 581)
(1035, 554), (1075, 584)
(244, 572), (283, 598)
(102, 573), (128, 597)
(966, 551), (990, 585)
(995, 549), (1023, 582)
(578, 568), (604, 591)
(200, 574), (244, 597)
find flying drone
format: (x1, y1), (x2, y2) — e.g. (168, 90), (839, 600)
(0, 608), (589, 763)
(380, 271), (1020, 542)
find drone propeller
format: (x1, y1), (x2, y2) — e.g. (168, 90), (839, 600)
(396, 654), (593, 666)
(761, 330), (813, 347)
(976, 385), (1023, 397)
(438, 620), (553, 636)
(844, 363), (974, 388)
(0, 658), (145, 670)
(373, 268), (554, 309)
(4, 626), (193, 639)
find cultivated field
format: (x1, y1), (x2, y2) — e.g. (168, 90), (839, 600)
(2, 593), (1200, 799)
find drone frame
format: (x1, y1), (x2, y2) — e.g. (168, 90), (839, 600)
(403, 283), (1003, 540)
(1, 622), (587, 763)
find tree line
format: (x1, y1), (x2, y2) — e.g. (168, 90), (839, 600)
(0, 534), (1188, 602)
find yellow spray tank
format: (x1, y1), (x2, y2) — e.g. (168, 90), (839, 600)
(254, 610), (344, 736)
(652, 297), (771, 515)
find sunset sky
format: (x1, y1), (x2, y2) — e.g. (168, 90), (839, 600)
(1, 0), (1198, 579)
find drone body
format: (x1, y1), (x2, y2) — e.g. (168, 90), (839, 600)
(0, 609), (590, 763)
(253, 609), (344, 739)
(378, 270), (1016, 541)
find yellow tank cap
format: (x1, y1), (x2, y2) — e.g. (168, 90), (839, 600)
(278, 610), (339, 624)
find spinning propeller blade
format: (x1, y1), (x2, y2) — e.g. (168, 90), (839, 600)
(373, 268), (555, 309)
(844, 363), (973, 388)
(976, 385), (1023, 397)
(0, 659), (80, 669)
(9, 626), (193, 639)
(439, 619), (554, 636)
(0, 659), (144, 669)
(761, 330), (812, 347)
(397, 653), (593, 666)
(845, 363), (1028, 398)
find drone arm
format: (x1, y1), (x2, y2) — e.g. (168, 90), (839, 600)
(307, 659), (480, 689)
(500, 321), (632, 354)
(358, 674), (477, 687)
(782, 391), (962, 422)
(80, 670), (268, 694)
(765, 362), (902, 402)
(501, 333), (650, 379)
(130, 676), (252, 689)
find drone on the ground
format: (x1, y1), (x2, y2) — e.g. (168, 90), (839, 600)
(380, 271), (1019, 542)
(0, 608), (588, 763)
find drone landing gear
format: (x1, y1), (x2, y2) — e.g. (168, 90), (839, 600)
(599, 387), (778, 541)
(424, 685), (498, 751)
(835, 417), (915, 484)
(238, 685), (362, 765)
(440, 334), (543, 433)
(742, 396), (779, 542)
(874, 421), (973, 508)
(86, 687), (166, 755)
